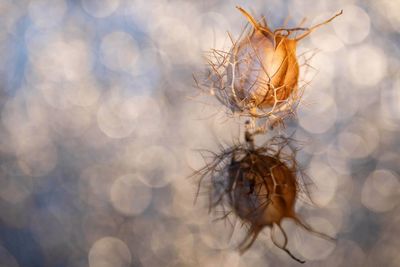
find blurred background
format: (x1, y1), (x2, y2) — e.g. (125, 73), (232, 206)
(0, 0), (399, 266)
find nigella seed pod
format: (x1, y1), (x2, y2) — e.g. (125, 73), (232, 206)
(230, 153), (297, 236)
(193, 135), (334, 263)
(228, 150), (332, 263)
(192, 6), (343, 263)
(203, 7), (342, 118)
(229, 7), (301, 111)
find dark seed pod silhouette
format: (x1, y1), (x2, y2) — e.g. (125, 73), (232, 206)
(193, 134), (334, 263)
(228, 148), (334, 263)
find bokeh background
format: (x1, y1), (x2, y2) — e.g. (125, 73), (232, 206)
(0, 0), (399, 266)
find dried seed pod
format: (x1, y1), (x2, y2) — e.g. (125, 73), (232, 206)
(193, 136), (334, 263)
(229, 150), (320, 263)
(229, 7), (300, 110)
(228, 7), (342, 113)
(198, 7), (342, 119)
(230, 153), (297, 235)
(192, 6), (343, 262)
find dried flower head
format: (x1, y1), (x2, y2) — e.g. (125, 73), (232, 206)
(196, 7), (342, 121)
(193, 133), (334, 263)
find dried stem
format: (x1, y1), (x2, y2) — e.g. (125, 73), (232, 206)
(295, 10), (343, 41)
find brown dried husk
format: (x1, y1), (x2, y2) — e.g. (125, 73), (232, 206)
(231, 13), (299, 109)
(197, 7), (342, 119)
(229, 7), (342, 112)
(230, 153), (297, 228)
(193, 138), (334, 263)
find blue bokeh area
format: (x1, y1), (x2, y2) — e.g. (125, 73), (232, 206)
(0, 0), (400, 267)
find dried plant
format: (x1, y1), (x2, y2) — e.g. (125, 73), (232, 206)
(194, 7), (342, 129)
(192, 6), (342, 263)
(192, 124), (334, 263)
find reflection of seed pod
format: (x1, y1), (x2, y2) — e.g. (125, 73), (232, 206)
(193, 138), (334, 263)
(229, 149), (334, 263)
(228, 150), (306, 260)
(230, 153), (297, 229)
